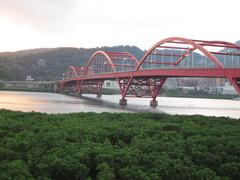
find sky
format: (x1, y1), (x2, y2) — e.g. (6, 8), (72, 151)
(0, 0), (239, 52)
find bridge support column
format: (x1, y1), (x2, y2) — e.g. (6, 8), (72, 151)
(228, 77), (240, 96)
(150, 99), (158, 107)
(119, 98), (127, 106)
(59, 82), (64, 94)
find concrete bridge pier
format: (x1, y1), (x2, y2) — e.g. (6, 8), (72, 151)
(119, 98), (127, 106)
(150, 99), (158, 107)
(97, 93), (102, 98)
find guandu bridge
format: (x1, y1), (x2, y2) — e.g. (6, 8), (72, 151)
(59, 37), (240, 106)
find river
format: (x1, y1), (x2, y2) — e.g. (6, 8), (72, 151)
(0, 91), (239, 118)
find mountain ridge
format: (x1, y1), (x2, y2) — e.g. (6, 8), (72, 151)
(0, 46), (144, 81)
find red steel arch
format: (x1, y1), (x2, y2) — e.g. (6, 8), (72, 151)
(120, 37), (240, 106)
(191, 39), (240, 49)
(63, 66), (85, 79)
(84, 50), (139, 75)
(66, 66), (85, 77)
(68, 66), (78, 76)
(60, 37), (240, 106)
(79, 50), (139, 97)
(136, 37), (225, 70)
(60, 66), (85, 93)
(84, 50), (116, 75)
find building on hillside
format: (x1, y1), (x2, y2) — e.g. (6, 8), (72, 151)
(37, 59), (46, 67)
(26, 75), (34, 81)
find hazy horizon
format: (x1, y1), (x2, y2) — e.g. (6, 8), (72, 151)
(0, 44), (145, 53)
(0, 0), (239, 52)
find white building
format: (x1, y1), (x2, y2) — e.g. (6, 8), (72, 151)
(222, 82), (237, 95)
(26, 75), (34, 81)
(103, 80), (118, 89)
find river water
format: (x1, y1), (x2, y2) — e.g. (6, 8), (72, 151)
(0, 91), (239, 119)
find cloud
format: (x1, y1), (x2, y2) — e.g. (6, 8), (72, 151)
(0, 0), (81, 32)
(0, 0), (239, 51)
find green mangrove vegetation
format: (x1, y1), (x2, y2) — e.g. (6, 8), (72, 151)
(0, 110), (240, 179)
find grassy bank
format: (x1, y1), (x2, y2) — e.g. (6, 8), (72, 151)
(0, 110), (240, 179)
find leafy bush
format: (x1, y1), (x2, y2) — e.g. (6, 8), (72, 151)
(0, 110), (239, 179)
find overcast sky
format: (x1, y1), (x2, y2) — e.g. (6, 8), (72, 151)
(0, 0), (239, 52)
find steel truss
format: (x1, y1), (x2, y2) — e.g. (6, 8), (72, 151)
(60, 37), (240, 107)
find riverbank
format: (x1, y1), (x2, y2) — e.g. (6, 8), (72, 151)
(0, 110), (239, 179)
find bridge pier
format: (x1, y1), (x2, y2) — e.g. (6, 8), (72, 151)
(119, 98), (127, 106)
(97, 93), (102, 98)
(150, 100), (158, 107)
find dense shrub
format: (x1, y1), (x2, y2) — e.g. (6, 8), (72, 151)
(0, 110), (239, 179)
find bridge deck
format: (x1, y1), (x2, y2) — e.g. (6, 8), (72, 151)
(61, 68), (240, 82)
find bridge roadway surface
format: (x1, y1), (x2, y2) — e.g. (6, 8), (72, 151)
(59, 37), (240, 107)
(62, 69), (240, 81)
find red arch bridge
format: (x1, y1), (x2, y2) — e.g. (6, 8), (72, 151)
(59, 37), (240, 106)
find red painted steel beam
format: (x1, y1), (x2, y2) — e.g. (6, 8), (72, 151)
(60, 69), (240, 82)
(199, 43), (239, 49)
(165, 40), (239, 49)
(106, 52), (130, 55)
(192, 39), (240, 48)
(142, 61), (176, 65)
(61, 37), (240, 98)
(209, 51), (240, 56)
(157, 45), (191, 50)
(150, 53), (182, 57)
(67, 66), (78, 77)
(84, 50), (117, 75)
(112, 64), (137, 67)
(136, 37), (224, 69)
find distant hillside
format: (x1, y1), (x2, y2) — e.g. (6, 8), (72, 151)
(0, 48), (55, 58)
(0, 40), (239, 81)
(0, 46), (144, 81)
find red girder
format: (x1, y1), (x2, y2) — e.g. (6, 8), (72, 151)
(209, 51), (240, 56)
(65, 66), (85, 77)
(192, 39), (240, 49)
(136, 37), (225, 70)
(84, 51), (117, 74)
(227, 77), (240, 95)
(84, 50), (139, 74)
(64, 50), (138, 96)
(60, 37), (240, 106)
(175, 48), (195, 66)
(68, 66), (78, 76)
(60, 69), (240, 81)
(150, 53), (182, 57)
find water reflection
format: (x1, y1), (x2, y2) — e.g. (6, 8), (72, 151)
(0, 91), (239, 119)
